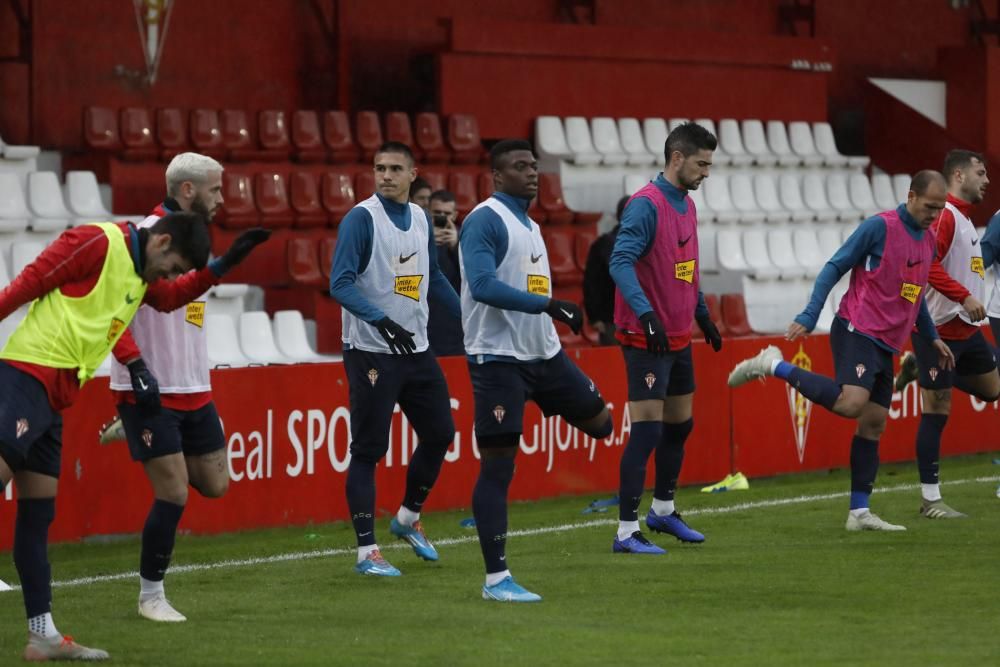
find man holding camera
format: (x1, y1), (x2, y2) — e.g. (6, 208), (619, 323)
(426, 190), (465, 356)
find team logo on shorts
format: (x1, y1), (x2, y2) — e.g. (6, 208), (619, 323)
(493, 405), (506, 423)
(644, 372), (656, 389)
(15, 418), (29, 439)
(929, 367), (939, 382)
(588, 380), (595, 393)
(367, 369), (379, 386)
(855, 364), (867, 378)
(141, 429), (154, 448)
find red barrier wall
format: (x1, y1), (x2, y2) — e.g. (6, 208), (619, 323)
(1, 336), (997, 551)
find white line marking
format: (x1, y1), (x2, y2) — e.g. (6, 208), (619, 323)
(3, 475), (997, 593)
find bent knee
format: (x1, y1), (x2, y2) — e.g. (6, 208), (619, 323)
(194, 475), (229, 499)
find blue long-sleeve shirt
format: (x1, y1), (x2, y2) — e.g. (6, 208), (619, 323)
(981, 209), (1000, 268)
(328, 193), (461, 324)
(609, 173), (709, 322)
(795, 204), (939, 349)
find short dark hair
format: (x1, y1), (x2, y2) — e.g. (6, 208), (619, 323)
(430, 189), (455, 204)
(411, 177), (431, 194)
(664, 122), (718, 163)
(943, 149), (985, 183)
(148, 211), (211, 269)
(615, 195), (629, 222)
(375, 141), (414, 164)
(490, 139), (534, 169)
(910, 169), (947, 196)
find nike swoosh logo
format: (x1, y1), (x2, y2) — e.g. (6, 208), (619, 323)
(359, 532), (372, 537)
(560, 308), (574, 319)
(125, 293), (136, 304)
(530, 253), (542, 263)
(973, 238), (980, 245)
(906, 259), (921, 267)
(499, 555), (506, 561)
(385, 331), (395, 339)
(678, 235), (692, 247)
(138, 378), (148, 391)
(399, 251), (418, 263)
(648, 322), (655, 335)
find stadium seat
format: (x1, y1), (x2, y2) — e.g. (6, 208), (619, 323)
(813, 122), (869, 168)
(702, 293), (726, 336)
(355, 111), (383, 162)
(716, 229), (750, 272)
(871, 172), (898, 210)
(841, 220), (861, 242)
(624, 173), (649, 196)
(689, 184), (712, 221)
(669, 118), (690, 133)
(729, 174), (766, 224)
(541, 225), (581, 286)
(765, 120), (802, 166)
(826, 173), (864, 220)
(563, 116), (603, 165)
(319, 235), (336, 281)
(641, 118), (668, 157)
(414, 112), (451, 163)
(287, 237), (324, 287)
(536, 116), (573, 164)
(449, 171), (478, 217)
(590, 117), (629, 166)
(221, 109), (258, 161)
(767, 228), (806, 279)
(288, 171), (328, 228)
(27, 172), (74, 231)
(355, 170), (375, 199)
(849, 173), (878, 216)
(787, 121), (825, 167)
(792, 228), (826, 278)
(83, 106), (120, 151)
(206, 283), (250, 320)
(777, 173), (815, 223)
(291, 110), (327, 163)
(273, 310), (329, 363)
(258, 110), (291, 160)
(448, 114), (482, 164)
(385, 111), (415, 153)
(323, 111), (361, 163)
(239, 311), (291, 364)
(699, 226), (718, 274)
(720, 293), (752, 336)
(12, 241), (46, 276)
(189, 109), (226, 159)
(892, 173), (912, 203)
(802, 172), (839, 221)
(218, 172), (259, 228)
(419, 167), (447, 193)
(538, 173), (575, 225)
(254, 172), (294, 228)
(742, 229), (780, 279)
(119, 107), (157, 161)
(321, 171), (355, 223)
(741, 120), (778, 166)
(753, 174), (791, 223)
(0, 172), (32, 232)
(743, 276), (805, 333)
(477, 171), (495, 200)
(617, 118), (656, 166)
(703, 174), (743, 224)
(717, 119), (754, 166)
(64, 171), (112, 221)
(206, 314), (250, 368)
(156, 108), (188, 161)
(817, 225), (843, 258)
(573, 227), (597, 272)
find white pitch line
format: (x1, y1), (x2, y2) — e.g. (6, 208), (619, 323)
(3, 474), (998, 593)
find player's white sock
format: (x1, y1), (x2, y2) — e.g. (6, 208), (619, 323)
(396, 506), (419, 527)
(139, 576), (165, 601)
(849, 508), (869, 518)
(617, 520), (640, 541)
(770, 359), (782, 374)
(921, 483), (942, 502)
(357, 544), (379, 563)
(28, 612), (60, 639)
(485, 570), (511, 587)
(650, 499), (675, 517)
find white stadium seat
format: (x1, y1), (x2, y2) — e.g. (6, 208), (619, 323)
(849, 173), (879, 217)
(65, 171), (113, 221)
(0, 172), (31, 232)
(642, 118), (669, 156)
(617, 118), (656, 166)
(590, 117), (629, 166)
(787, 121), (825, 167)
(717, 119), (754, 166)
(871, 172), (899, 210)
(742, 229), (780, 279)
(767, 228), (806, 279)
(817, 225), (844, 258)
(729, 174), (766, 224)
(206, 313), (250, 368)
(766, 120), (802, 166)
(802, 173), (839, 221)
(792, 228), (827, 278)
(668, 118), (690, 133)
(27, 172), (73, 231)
(563, 116), (603, 165)
(716, 228), (750, 272)
(239, 311), (291, 364)
(741, 119), (778, 167)
(698, 226), (718, 273)
(778, 173), (816, 223)
(535, 116), (573, 163)
(12, 241), (45, 276)
(892, 173), (912, 203)
(753, 173), (792, 223)
(813, 122), (870, 169)
(272, 310), (332, 363)
(623, 173), (649, 196)
(703, 174), (742, 224)
(826, 172), (864, 221)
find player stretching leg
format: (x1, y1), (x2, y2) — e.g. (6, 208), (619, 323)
(728, 172), (956, 531)
(609, 122), (722, 554)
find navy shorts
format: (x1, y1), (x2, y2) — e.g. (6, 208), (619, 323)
(911, 329), (997, 389)
(117, 401), (226, 463)
(0, 362), (62, 478)
(343, 348), (455, 462)
(468, 350), (605, 441)
(621, 344), (695, 401)
(991, 317), (1000, 350)
(830, 318), (895, 409)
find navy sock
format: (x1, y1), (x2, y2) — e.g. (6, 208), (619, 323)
(140, 499), (185, 582)
(14, 498), (55, 619)
(472, 456), (515, 574)
(654, 419), (693, 501)
(618, 421), (663, 521)
(775, 362), (841, 412)
(849, 436), (880, 509)
(916, 413), (948, 485)
(346, 458), (377, 547)
(402, 441), (449, 514)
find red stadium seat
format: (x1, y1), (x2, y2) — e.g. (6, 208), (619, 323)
(289, 171), (328, 228)
(538, 173), (575, 225)
(355, 170), (375, 200)
(542, 225), (582, 286)
(258, 110), (291, 160)
(323, 111), (360, 163)
(527, 190), (547, 224)
(449, 171), (478, 216)
(385, 112), (415, 154)
(419, 167), (447, 193)
(415, 113), (450, 164)
(221, 109), (257, 161)
(574, 227), (597, 272)
(705, 293), (726, 336)
(287, 237), (325, 288)
(319, 235), (337, 281)
(210, 227), (289, 287)
(255, 172), (295, 228)
(448, 114), (483, 164)
(156, 108), (188, 161)
(83, 107), (120, 151)
(477, 171), (494, 200)
(322, 171), (355, 222)
(355, 111), (383, 162)
(291, 111), (327, 163)
(721, 293), (752, 336)
(218, 171), (259, 228)
(119, 107), (157, 161)
(189, 109), (225, 159)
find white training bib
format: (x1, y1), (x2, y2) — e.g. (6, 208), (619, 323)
(925, 202), (986, 326)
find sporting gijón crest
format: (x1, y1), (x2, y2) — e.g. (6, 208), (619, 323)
(785, 345), (813, 464)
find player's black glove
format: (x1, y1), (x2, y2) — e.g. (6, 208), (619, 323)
(696, 316), (723, 352)
(639, 311), (669, 356)
(127, 358), (160, 411)
(374, 317), (417, 355)
(216, 228), (272, 273)
(545, 299), (583, 334)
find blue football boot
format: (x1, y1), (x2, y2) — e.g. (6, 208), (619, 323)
(645, 510), (705, 543)
(482, 576), (542, 603)
(389, 518), (439, 561)
(354, 549), (401, 576)
(612, 530), (666, 555)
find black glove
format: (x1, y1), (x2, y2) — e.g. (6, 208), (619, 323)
(545, 299), (583, 334)
(217, 228), (272, 273)
(375, 317), (416, 355)
(127, 358), (160, 411)
(696, 316), (723, 352)
(639, 311), (669, 356)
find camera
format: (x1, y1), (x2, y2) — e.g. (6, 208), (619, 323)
(432, 213), (449, 229)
